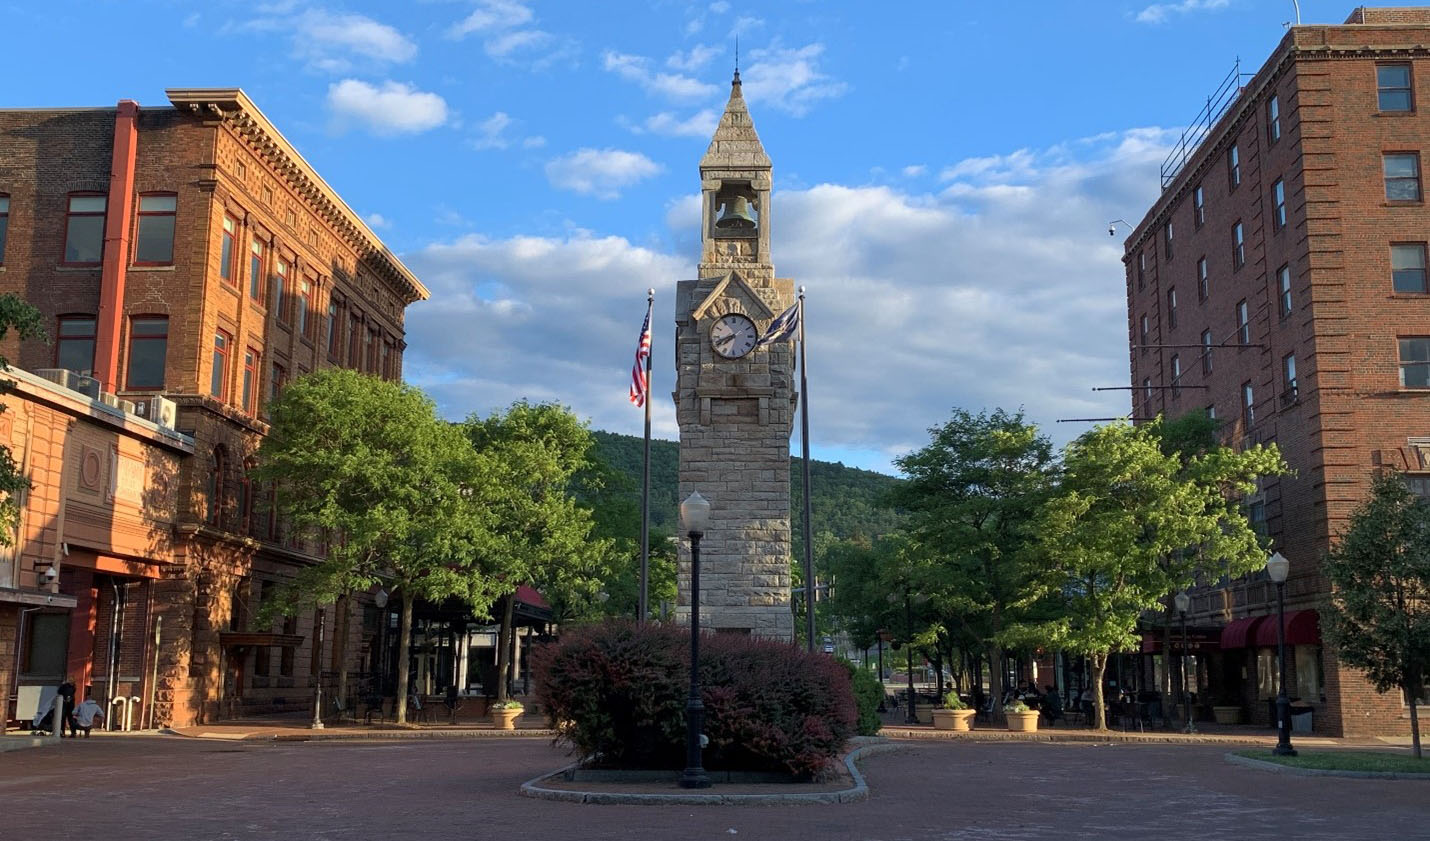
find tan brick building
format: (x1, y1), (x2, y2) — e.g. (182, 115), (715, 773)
(0, 89), (427, 728)
(1124, 8), (1430, 736)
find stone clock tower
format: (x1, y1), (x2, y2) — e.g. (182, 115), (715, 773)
(674, 72), (795, 640)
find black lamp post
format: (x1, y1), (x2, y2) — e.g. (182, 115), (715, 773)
(1174, 590), (1196, 734)
(679, 491), (712, 789)
(374, 588), (390, 697)
(310, 607), (326, 730)
(1266, 552), (1296, 756)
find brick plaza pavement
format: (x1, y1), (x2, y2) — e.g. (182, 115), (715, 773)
(1, 736), (1423, 840)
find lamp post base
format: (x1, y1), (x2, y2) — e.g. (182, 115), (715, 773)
(1272, 695), (1297, 756)
(679, 769), (712, 789)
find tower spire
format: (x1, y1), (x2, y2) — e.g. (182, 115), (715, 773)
(702, 63), (769, 170)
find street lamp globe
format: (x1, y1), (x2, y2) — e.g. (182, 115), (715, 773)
(1174, 590), (1190, 614)
(680, 491), (711, 537)
(1266, 551), (1290, 583)
(374, 588), (389, 609)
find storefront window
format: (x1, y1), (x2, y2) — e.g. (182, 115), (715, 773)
(23, 613), (69, 679)
(1257, 649), (1277, 699)
(1294, 645), (1323, 702)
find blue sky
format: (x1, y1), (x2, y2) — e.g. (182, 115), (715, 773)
(4, 0), (1354, 473)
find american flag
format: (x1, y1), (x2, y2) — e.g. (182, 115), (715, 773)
(628, 299), (653, 407)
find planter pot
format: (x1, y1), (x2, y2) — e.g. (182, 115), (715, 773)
(932, 709), (977, 732)
(1212, 705), (1243, 725)
(492, 708), (523, 730)
(1005, 710), (1039, 732)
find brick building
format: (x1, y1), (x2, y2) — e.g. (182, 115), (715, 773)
(1123, 8), (1430, 736)
(0, 88), (428, 728)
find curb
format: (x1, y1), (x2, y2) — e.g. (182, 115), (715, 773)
(518, 741), (904, 805)
(1223, 751), (1430, 780)
(160, 727), (557, 742)
(880, 727), (1276, 746)
(0, 736), (60, 753)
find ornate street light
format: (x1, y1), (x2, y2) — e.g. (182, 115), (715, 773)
(1174, 590), (1196, 733)
(1265, 552), (1296, 756)
(679, 491), (712, 789)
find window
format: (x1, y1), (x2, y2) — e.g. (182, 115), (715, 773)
(1242, 381), (1255, 428)
(1227, 145), (1241, 189)
(1272, 179), (1286, 230)
(1378, 64), (1413, 112)
(1139, 314), (1149, 350)
(365, 328), (378, 372)
(274, 259), (289, 323)
(1391, 243), (1428, 293)
(1137, 252), (1146, 289)
(1193, 185), (1205, 228)
(1406, 474), (1430, 500)
(240, 459), (256, 535)
(261, 185), (273, 205)
(206, 446), (227, 527)
(21, 612), (68, 679)
(1197, 257), (1209, 301)
(249, 238), (265, 301)
(326, 299), (341, 356)
(1163, 221), (1174, 260)
(0, 194), (9, 263)
(220, 216), (237, 284)
(1267, 95), (1281, 143)
(1143, 376), (1152, 402)
(381, 342), (392, 379)
(1384, 153), (1421, 201)
(1295, 645), (1323, 702)
(1167, 287), (1178, 328)
(269, 362), (287, 405)
(63, 194), (106, 264)
(1201, 329), (1214, 374)
(125, 316), (168, 390)
(284, 209), (296, 228)
(1257, 649), (1276, 699)
(1232, 221), (1245, 268)
(1278, 265), (1293, 317)
(298, 277), (313, 338)
(55, 315), (96, 375)
(134, 193), (176, 264)
(242, 347), (259, 414)
(1206, 404), (1217, 421)
(348, 313), (362, 367)
(1171, 354), (1182, 399)
(1282, 353), (1298, 403)
(1399, 338), (1430, 387)
(1236, 300), (1250, 344)
(211, 329), (231, 401)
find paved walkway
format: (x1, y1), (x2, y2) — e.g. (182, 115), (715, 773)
(2, 734), (1424, 840)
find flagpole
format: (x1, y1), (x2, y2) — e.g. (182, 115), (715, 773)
(639, 289), (654, 625)
(798, 286), (815, 654)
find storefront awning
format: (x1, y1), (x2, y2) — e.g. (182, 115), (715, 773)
(1219, 615), (1267, 649)
(1253, 609), (1320, 647)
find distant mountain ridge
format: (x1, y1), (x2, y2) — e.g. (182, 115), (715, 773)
(589, 430), (904, 541)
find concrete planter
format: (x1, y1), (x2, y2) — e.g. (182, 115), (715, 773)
(492, 707), (523, 730)
(1212, 705), (1243, 725)
(1005, 710), (1039, 732)
(931, 709), (977, 731)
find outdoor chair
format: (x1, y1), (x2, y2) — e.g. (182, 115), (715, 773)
(363, 696), (388, 725)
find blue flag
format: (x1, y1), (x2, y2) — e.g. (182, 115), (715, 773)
(755, 301), (800, 349)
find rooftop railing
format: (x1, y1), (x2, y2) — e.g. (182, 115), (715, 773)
(1160, 59), (1255, 190)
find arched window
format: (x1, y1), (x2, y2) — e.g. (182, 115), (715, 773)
(205, 446), (227, 528)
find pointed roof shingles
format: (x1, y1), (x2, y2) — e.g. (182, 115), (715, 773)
(701, 72), (771, 172)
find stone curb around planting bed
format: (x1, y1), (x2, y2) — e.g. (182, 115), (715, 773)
(160, 727), (557, 742)
(1223, 751), (1430, 780)
(880, 727), (1275, 746)
(518, 740), (904, 805)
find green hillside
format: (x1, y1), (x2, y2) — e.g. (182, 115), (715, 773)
(589, 430), (904, 542)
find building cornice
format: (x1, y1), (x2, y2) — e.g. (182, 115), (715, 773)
(165, 88), (430, 305)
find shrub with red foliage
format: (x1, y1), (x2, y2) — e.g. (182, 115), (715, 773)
(532, 620), (857, 777)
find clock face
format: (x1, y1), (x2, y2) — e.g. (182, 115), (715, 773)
(711, 313), (758, 359)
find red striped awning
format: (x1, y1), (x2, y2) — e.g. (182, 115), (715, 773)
(1254, 609), (1320, 647)
(1219, 615), (1267, 649)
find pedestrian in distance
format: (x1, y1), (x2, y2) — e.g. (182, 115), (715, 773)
(58, 680), (78, 738)
(73, 690), (105, 737)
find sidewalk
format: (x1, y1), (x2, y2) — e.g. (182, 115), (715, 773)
(167, 712), (556, 742)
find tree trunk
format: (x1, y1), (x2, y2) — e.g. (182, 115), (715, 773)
(1090, 653), (1108, 731)
(334, 593), (350, 713)
(1407, 683), (1423, 760)
(986, 640), (1005, 723)
(933, 650), (945, 699)
(495, 594), (515, 703)
(394, 590), (414, 725)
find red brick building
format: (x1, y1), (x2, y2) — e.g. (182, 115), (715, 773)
(1124, 8), (1430, 736)
(0, 88), (427, 728)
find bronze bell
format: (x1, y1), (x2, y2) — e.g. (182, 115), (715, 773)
(716, 196), (756, 229)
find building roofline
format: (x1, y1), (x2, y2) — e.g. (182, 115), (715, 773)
(165, 87), (429, 303)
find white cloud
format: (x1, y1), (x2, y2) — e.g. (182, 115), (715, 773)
(365, 212), (392, 229)
(544, 148), (663, 199)
(327, 80), (449, 135)
(741, 42), (847, 116)
(709, 1), (730, 13)
(902, 164), (927, 177)
(241, 9), (417, 73)
(448, 0), (534, 37)
(1136, 0), (1230, 24)
(626, 109), (720, 138)
(404, 128), (1176, 473)
(667, 44), (722, 72)
(604, 51), (719, 101)
(446, 0), (571, 67)
(523, 135), (547, 148)
(473, 111), (514, 149)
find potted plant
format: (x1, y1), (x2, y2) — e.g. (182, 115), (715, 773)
(491, 699), (524, 730)
(1004, 700), (1039, 732)
(1212, 696), (1243, 725)
(931, 692), (977, 732)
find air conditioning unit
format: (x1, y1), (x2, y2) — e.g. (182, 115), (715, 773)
(33, 368), (101, 400)
(132, 396), (178, 429)
(100, 392), (120, 409)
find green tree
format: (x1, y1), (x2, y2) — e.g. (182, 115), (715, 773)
(256, 369), (496, 724)
(1323, 473), (1430, 759)
(0, 295), (45, 546)
(891, 408), (1056, 720)
(573, 450), (676, 622)
(1032, 420), (1287, 730)
(464, 401), (614, 702)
